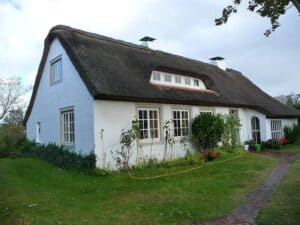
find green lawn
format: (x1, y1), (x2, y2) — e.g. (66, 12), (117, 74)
(279, 143), (300, 152)
(256, 158), (300, 225)
(0, 154), (277, 225)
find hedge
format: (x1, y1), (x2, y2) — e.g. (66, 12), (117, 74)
(22, 141), (96, 173)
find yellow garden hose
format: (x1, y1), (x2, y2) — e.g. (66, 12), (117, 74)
(129, 155), (241, 180)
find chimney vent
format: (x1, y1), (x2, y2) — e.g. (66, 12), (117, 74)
(209, 56), (226, 71)
(139, 36), (156, 48)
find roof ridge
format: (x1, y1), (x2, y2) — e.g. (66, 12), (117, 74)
(49, 25), (227, 73)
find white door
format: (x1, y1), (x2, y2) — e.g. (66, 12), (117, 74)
(36, 122), (41, 143)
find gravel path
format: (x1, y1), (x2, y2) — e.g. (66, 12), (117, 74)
(195, 151), (300, 225)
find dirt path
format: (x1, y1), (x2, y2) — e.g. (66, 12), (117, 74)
(195, 151), (300, 225)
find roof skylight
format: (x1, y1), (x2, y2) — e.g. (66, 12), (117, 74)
(150, 70), (207, 90)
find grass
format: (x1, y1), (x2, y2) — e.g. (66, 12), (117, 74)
(0, 153), (277, 225)
(256, 157), (300, 225)
(279, 143), (300, 152)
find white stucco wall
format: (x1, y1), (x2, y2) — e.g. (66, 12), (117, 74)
(93, 100), (195, 169)
(26, 39), (94, 154)
(239, 108), (268, 144)
(93, 100), (277, 169)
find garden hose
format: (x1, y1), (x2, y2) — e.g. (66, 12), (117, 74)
(129, 156), (241, 180)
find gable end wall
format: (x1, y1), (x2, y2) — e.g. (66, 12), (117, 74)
(26, 39), (94, 154)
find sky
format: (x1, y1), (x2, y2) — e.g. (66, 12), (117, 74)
(0, 0), (299, 103)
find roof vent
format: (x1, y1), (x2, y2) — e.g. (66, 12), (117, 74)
(139, 36), (156, 48)
(209, 57), (226, 71)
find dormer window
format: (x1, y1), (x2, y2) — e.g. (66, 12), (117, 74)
(165, 74), (172, 82)
(50, 55), (62, 85)
(185, 77), (191, 85)
(175, 76), (181, 84)
(194, 79), (200, 87)
(153, 71), (161, 81)
(150, 70), (207, 90)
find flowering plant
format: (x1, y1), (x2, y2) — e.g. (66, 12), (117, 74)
(279, 138), (288, 145)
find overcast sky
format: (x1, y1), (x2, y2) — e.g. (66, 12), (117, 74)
(0, 0), (299, 101)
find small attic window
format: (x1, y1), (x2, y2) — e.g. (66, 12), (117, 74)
(165, 74), (172, 82)
(153, 71), (161, 81)
(150, 70), (207, 90)
(50, 55), (62, 85)
(193, 79), (199, 86)
(175, 76), (181, 84)
(185, 77), (191, 85)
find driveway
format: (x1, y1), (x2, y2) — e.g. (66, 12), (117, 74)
(195, 151), (300, 225)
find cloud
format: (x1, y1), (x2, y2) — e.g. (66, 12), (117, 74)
(0, 0), (22, 10)
(0, 0), (299, 103)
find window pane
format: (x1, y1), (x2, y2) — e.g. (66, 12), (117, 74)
(153, 71), (161, 81)
(51, 59), (62, 83)
(165, 74), (172, 82)
(62, 110), (74, 144)
(185, 77), (191, 85)
(175, 76), (181, 83)
(143, 120), (148, 129)
(255, 118), (260, 129)
(193, 79), (199, 86)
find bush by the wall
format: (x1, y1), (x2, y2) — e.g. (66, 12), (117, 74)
(284, 125), (300, 144)
(22, 141), (96, 172)
(191, 113), (224, 151)
(222, 115), (241, 148)
(261, 139), (282, 150)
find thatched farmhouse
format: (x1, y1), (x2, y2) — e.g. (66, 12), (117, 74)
(25, 25), (300, 168)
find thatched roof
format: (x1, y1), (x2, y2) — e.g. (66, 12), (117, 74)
(24, 25), (300, 124)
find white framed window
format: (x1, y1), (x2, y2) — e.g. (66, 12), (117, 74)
(150, 70), (207, 90)
(138, 108), (160, 141)
(153, 71), (161, 81)
(175, 76), (181, 84)
(50, 56), (62, 85)
(61, 109), (75, 146)
(173, 110), (189, 137)
(164, 74), (172, 82)
(271, 120), (282, 140)
(200, 111), (213, 115)
(185, 77), (191, 85)
(251, 117), (261, 144)
(193, 79), (199, 86)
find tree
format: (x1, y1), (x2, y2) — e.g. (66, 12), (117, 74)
(287, 94), (300, 110)
(4, 108), (24, 125)
(216, 0), (300, 36)
(0, 76), (29, 121)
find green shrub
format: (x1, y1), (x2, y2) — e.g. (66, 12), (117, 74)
(262, 139), (282, 150)
(284, 125), (300, 144)
(222, 115), (241, 148)
(22, 141), (96, 173)
(0, 123), (26, 158)
(184, 151), (203, 164)
(191, 113), (224, 151)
